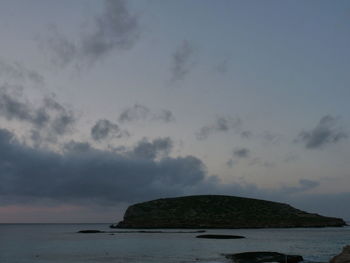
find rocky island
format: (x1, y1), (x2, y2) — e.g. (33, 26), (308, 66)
(115, 195), (346, 228)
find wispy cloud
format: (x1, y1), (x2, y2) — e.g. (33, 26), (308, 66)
(282, 179), (320, 194)
(45, 0), (140, 67)
(196, 116), (242, 140)
(91, 119), (129, 141)
(170, 40), (196, 82)
(233, 147), (250, 158)
(0, 59), (44, 85)
(215, 59), (230, 74)
(240, 130), (253, 139)
(118, 104), (175, 123)
(0, 85), (76, 143)
(296, 115), (347, 149)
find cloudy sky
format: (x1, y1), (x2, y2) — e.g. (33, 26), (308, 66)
(0, 0), (350, 223)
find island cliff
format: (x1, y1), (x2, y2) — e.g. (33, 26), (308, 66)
(115, 195), (346, 228)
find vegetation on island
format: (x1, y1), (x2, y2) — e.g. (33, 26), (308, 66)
(116, 195), (346, 229)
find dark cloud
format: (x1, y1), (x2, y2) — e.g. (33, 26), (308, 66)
(0, 85), (75, 142)
(0, 60), (44, 85)
(91, 119), (129, 141)
(0, 127), (261, 206)
(118, 104), (175, 123)
(233, 147), (250, 158)
(170, 40), (196, 82)
(196, 116), (242, 140)
(296, 115), (347, 149)
(46, 0), (140, 67)
(0, 129), (206, 204)
(1, 128), (349, 219)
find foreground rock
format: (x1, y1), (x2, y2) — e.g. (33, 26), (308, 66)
(116, 195), (346, 228)
(196, 234), (245, 239)
(225, 252), (303, 263)
(330, 246), (350, 263)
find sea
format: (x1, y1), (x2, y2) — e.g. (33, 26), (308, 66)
(0, 223), (349, 263)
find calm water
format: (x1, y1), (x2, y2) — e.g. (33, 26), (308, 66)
(0, 224), (349, 263)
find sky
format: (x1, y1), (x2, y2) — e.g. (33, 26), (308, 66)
(0, 0), (350, 223)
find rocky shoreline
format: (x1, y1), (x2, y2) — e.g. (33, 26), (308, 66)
(330, 246), (350, 263)
(225, 252), (303, 263)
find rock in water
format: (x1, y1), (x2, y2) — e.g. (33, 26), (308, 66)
(196, 234), (245, 239)
(225, 252), (303, 263)
(116, 195), (346, 228)
(78, 230), (105, 233)
(330, 246), (350, 263)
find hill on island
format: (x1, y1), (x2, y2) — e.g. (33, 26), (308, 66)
(115, 195), (346, 229)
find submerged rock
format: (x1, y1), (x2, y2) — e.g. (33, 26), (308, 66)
(115, 195), (346, 228)
(330, 246), (350, 263)
(196, 234), (245, 239)
(225, 251), (303, 263)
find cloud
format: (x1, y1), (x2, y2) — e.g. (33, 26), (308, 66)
(1, 128), (349, 219)
(118, 104), (175, 123)
(81, 0), (139, 60)
(170, 40), (196, 82)
(0, 85), (75, 142)
(0, 59), (44, 85)
(296, 115), (347, 149)
(45, 27), (78, 68)
(233, 147), (250, 158)
(0, 129), (276, 205)
(284, 153), (299, 163)
(241, 130), (253, 139)
(226, 158), (234, 168)
(45, 0), (140, 67)
(215, 59), (229, 74)
(281, 179), (320, 195)
(261, 131), (281, 144)
(153, 109), (175, 122)
(291, 192), (350, 219)
(130, 137), (173, 160)
(91, 119), (129, 141)
(196, 116), (242, 140)
(0, 130), (207, 205)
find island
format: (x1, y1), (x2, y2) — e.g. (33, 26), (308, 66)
(115, 195), (346, 228)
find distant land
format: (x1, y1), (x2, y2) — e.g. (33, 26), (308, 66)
(115, 195), (346, 229)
